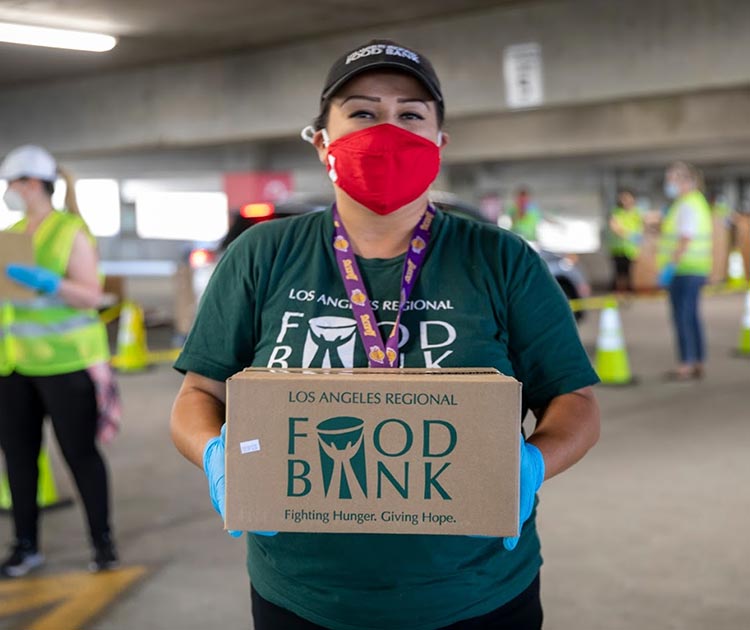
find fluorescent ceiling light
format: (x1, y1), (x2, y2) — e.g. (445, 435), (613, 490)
(0, 21), (116, 52)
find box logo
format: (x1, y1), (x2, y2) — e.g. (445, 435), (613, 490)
(316, 416), (368, 499)
(288, 416), (457, 501)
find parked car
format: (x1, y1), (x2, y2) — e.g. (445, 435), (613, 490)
(184, 198), (329, 314)
(429, 192), (590, 317)
(185, 193), (590, 327)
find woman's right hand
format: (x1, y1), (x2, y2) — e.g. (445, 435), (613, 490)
(6, 264), (61, 294)
(203, 424), (277, 538)
(172, 372), (277, 538)
(203, 425), (243, 537)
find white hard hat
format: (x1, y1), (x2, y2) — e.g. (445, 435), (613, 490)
(0, 144), (57, 182)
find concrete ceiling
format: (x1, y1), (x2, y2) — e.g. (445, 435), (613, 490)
(0, 0), (531, 87)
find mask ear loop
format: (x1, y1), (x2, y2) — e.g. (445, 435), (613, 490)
(300, 125), (331, 148)
(300, 125), (316, 144)
(436, 131), (443, 147)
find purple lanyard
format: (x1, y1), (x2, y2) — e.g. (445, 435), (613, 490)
(332, 204), (435, 368)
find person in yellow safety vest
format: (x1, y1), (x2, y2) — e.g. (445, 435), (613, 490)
(657, 161), (713, 381)
(506, 187), (541, 242)
(608, 188), (644, 292)
(0, 145), (118, 577)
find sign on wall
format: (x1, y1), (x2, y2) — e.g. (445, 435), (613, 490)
(223, 172), (294, 209)
(503, 42), (544, 109)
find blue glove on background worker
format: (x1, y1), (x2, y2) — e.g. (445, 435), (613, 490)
(503, 437), (545, 551)
(6, 264), (61, 294)
(203, 424), (277, 538)
(658, 263), (676, 288)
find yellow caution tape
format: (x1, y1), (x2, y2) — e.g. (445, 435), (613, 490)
(103, 278), (750, 357)
(146, 348), (181, 364)
(568, 296), (615, 312)
(704, 280), (750, 296)
(99, 303), (123, 325)
(569, 280), (749, 313)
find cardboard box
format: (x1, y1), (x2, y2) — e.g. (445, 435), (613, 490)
(0, 231), (35, 301)
(711, 216), (730, 284)
(225, 368), (521, 536)
(736, 214), (750, 280)
(173, 263), (197, 337)
(631, 229), (659, 291)
(102, 274), (127, 304)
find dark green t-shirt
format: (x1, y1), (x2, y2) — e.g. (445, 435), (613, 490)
(175, 208), (598, 630)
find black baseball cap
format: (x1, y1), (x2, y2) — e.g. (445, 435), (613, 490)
(321, 39), (444, 114)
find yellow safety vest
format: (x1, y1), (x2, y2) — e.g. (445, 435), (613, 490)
(657, 190), (713, 277)
(0, 211), (109, 376)
(608, 207), (644, 260)
(507, 205), (540, 241)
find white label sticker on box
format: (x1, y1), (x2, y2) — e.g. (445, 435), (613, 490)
(240, 439), (260, 454)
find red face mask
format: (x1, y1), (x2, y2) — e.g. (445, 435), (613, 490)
(325, 124), (441, 215)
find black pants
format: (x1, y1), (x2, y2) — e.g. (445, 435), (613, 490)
(0, 370), (112, 548)
(612, 254), (633, 291)
(251, 574), (542, 630)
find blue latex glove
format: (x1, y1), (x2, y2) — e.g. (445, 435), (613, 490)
(203, 425), (277, 538)
(503, 438), (545, 551)
(6, 264), (61, 294)
(658, 263), (676, 288)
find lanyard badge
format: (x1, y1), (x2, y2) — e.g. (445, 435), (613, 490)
(332, 204), (435, 367)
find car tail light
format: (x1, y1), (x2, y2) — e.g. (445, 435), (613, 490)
(240, 202), (275, 219)
(189, 248), (215, 269)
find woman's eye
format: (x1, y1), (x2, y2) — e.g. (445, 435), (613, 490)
(349, 110), (374, 119)
(400, 112), (425, 121)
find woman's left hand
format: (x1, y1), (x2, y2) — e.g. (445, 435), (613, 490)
(503, 438), (545, 551)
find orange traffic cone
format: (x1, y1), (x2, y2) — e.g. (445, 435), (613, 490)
(111, 301), (149, 372)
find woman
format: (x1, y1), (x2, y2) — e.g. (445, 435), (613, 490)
(0, 144), (118, 576)
(658, 161), (713, 380)
(608, 188), (644, 292)
(171, 40), (600, 629)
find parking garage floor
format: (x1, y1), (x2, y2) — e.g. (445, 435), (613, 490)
(0, 292), (748, 630)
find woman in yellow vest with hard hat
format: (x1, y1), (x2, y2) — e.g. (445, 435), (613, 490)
(0, 144), (118, 576)
(657, 161), (713, 380)
(608, 188), (644, 292)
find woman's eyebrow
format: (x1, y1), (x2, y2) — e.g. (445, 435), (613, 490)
(340, 95), (381, 105)
(397, 98), (429, 106)
(339, 96), (429, 106)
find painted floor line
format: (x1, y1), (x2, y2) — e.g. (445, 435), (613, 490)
(0, 566), (148, 630)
